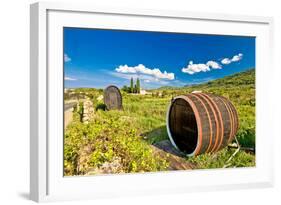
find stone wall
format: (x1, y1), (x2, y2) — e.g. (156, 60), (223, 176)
(64, 107), (74, 129)
(82, 100), (94, 123)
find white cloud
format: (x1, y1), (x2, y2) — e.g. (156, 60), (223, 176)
(182, 61), (210, 75)
(206, 61), (222, 69)
(115, 64), (175, 80)
(64, 54), (71, 62)
(182, 53), (243, 75)
(182, 60), (221, 75)
(231, 53), (243, 62)
(221, 53), (243, 65)
(221, 58), (232, 65)
(65, 76), (76, 81)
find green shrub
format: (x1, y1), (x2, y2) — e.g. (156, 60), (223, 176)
(64, 113), (168, 176)
(64, 69), (256, 174)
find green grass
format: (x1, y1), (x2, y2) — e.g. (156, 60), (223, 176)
(187, 148), (255, 169)
(64, 69), (256, 175)
(64, 111), (169, 176)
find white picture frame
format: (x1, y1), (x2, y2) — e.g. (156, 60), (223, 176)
(30, 2), (274, 202)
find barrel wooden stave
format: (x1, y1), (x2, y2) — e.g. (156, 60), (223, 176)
(194, 93), (217, 154)
(103, 85), (123, 110)
(185, 94), (211, 155)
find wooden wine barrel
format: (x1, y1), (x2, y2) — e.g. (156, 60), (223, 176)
(104, 85), (123, 110)
(166, 93), (239, 156)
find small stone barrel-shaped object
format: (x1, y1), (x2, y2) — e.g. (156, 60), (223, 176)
(166, 93), (239, 156)
(104, 85), (123, 110)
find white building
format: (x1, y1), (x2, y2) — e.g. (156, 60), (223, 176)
(140, 89), (147, 95)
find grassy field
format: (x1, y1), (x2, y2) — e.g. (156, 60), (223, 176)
(64, 69), (255, 176)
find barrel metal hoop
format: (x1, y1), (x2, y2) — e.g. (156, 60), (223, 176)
(197, 93), (218, 153)
(212, 96), (229, 152)
(166, 99), (181, 152)
(201, 93), (223, 153)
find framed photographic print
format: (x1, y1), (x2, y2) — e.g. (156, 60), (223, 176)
(30, 2), (274, 202)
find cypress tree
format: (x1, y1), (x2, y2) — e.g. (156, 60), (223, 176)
(130, 77), (134, 93)
(136, 78), (140, 93)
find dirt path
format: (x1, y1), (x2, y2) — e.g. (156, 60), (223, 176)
(151, 140), (196, 170)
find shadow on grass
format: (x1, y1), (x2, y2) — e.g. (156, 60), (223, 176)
(141, 125), (185, 158)
(95, 103), (106, 111)
(142, 125), (195, 170)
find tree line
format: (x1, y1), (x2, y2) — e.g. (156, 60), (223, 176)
(122, 77), (141, 93)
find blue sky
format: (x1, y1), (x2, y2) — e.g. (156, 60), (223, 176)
(64, 27), (255, 89)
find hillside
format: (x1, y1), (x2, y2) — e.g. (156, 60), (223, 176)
(64, 68), (256, 175)
(194, 68), (255, 88)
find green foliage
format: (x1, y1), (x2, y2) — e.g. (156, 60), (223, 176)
(121, 85), (130, 93)
(95, 103), (106, 111)
(64, 111), (168, 176)
(130, 77), (134, 93)
(64, 69), (256, 175)
(122, 77), (141, 94)
(161, 90), (167, 98)
(187, 147), (255, 168)
(136, 78), (141, 93)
